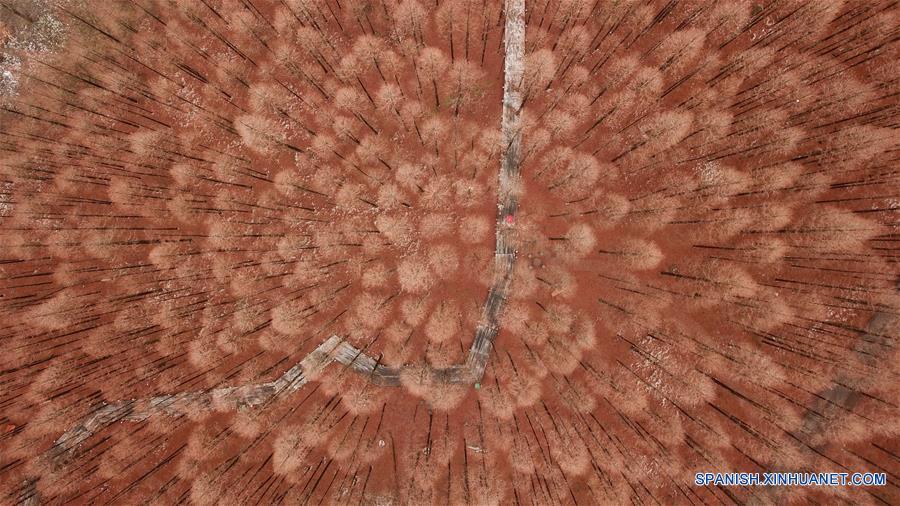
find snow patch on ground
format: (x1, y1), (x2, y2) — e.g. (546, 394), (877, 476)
(1, 5), (66, 99)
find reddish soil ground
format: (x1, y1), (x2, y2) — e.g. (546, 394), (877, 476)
(1, 1), (898, 505)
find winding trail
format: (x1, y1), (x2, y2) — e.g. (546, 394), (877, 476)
(21, 1), (527, 499)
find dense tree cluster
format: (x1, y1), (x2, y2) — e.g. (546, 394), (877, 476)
(0, 0), (897, 504)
